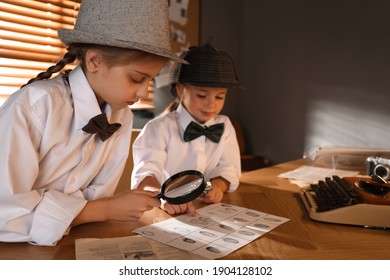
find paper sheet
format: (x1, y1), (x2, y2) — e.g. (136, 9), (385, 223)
(133, 203), (289, 259)
(76, 235), (205, 260)
(278, 165), (360, 187)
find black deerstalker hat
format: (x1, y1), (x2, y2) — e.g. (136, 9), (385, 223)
(169, 43), (241, 96)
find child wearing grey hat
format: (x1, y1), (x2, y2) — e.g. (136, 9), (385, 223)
(0, 0), (185, 246)
(132, 44), (242, 216)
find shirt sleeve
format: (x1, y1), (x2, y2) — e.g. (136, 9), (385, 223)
(0, 99), (86, 245)
(131, 118), (169, 189)
(207, 118), (242, 192)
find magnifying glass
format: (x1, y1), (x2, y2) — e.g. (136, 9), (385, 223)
(155, 170), (206, 204)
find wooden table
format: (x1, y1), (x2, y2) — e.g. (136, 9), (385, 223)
(1, 159), (389, 260)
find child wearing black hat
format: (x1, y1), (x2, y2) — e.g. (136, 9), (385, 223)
(132, 44), (242, 216)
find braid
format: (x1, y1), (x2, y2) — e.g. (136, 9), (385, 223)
(20, 44), (163, 89)
(21, 47), (79, 88)
(165, 99), (180, 113)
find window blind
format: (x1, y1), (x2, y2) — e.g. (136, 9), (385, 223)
(0, 0), (153, 109)
(0, 0), (81, 101)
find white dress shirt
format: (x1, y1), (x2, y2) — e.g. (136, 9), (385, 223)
(131, 103), (241, 192)
(0, 66), (133, 245)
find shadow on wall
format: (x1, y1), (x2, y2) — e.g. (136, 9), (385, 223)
(304, 85), (390, 155)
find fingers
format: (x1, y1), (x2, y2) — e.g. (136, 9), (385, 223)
(108, 190), (162, 221)
(204, 188), (223, 203)
(167, 204), (184, 215)
(148, 196), (162, 208)
(161, 201), (197, 216)
(161, 202), (177, 215)
(185, 202), (197, 216)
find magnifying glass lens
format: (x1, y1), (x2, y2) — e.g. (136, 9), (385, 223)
(165, 177), (203, 198)
(158, 170), (206, 205)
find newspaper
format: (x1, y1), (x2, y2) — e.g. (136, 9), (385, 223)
(76, 235), (205, 260)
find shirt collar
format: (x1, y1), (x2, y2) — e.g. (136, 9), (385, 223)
(176, 103), (218, 139)
(68, 66), (103, 130)
(176, 103), (194, 131)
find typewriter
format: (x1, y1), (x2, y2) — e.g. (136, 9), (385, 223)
(300, 175), (390, 228)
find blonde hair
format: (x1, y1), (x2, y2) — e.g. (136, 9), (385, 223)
(164, 100), (180, 113)
(22, 44), (164, 87)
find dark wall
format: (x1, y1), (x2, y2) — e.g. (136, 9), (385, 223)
(200, 0), (390, 164)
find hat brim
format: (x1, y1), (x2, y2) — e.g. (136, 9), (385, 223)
(170, 81), (244, 96)
(58, 29), (187, 64)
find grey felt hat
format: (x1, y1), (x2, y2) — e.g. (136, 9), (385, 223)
(57, 0), (186, 63)
(170, 44), (241, 95)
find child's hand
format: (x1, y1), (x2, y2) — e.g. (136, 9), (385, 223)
(202, 177), (229, 204)
(107, 189), (161, 221)
(203, 185), (224, 203)
(160, 200), (197, 216)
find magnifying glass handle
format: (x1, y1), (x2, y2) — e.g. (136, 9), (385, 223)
(203, 181), (213, 195)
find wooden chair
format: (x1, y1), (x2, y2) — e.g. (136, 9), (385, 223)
(232, 120), (269, 172)
(115, 129), (141, 194)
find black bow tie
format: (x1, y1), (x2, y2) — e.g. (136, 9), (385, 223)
(82, 113), (121, 142)
(183, 121), (224, 143)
